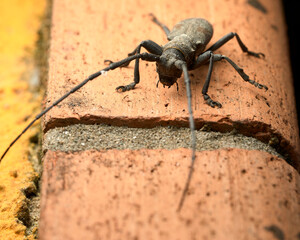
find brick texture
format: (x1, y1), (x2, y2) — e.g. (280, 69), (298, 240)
(40, 149), (299, 239)
(39, 0), (300, 239)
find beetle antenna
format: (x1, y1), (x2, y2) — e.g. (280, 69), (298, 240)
(0, 53), (160, 164)
(177, 63), (197, 212)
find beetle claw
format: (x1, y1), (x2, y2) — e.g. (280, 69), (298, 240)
(116, 86), (126, 92)
(203, 94), (222, 108)
(116, 82), (136, 92)
(104, 59), (114, 65)
(248, 51), (265, 59)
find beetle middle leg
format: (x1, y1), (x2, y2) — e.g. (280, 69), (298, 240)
(207, 32), (265, 58)
(198, 51), (223, 108)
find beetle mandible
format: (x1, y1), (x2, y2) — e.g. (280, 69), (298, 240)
(0, 14), (267, 212)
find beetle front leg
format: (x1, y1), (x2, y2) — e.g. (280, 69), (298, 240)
(201, 52), (222, 108)
(116, 40), (162, 92)
(192, 51), (223, 108)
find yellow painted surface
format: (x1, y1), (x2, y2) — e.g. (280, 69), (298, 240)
(0, 0), (46, 239)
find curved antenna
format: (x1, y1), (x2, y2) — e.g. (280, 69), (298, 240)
(0, 74), (99, 163)
(0, 53), (160, 163)
(177, 63), (197, 212)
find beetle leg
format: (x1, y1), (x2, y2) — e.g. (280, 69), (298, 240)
(192, 51), (223, 107)
(202, 52), (222, 108)
(116, 40), (163, 92)
(220, 55), (268, 90)
(191, 50), (212, 70)
(195, 51), (267, 108)
(207, 32), (265, 58)
(204, 53), (268, 90)
(149, 13), (170, 36)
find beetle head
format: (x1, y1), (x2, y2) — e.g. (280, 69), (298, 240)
(156, 50), (184, 88)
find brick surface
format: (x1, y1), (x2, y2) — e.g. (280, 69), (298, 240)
(45, 0), (299, 160)
(39, 0), (300, 239)
(39, 149), (300, 240)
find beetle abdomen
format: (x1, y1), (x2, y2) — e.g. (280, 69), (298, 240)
(167, 18), (213, 55)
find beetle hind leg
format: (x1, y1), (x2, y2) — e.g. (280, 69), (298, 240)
(149, 13), (170, 36)
(207, 32), (265, 59)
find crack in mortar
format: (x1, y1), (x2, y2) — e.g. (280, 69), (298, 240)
(43, 115), (299, 171)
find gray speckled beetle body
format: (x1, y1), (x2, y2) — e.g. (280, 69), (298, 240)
(157, 18), (213, 86)
(0, 14), (267, 213)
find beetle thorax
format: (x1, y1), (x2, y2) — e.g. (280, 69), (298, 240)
(163, 34), (197, 65)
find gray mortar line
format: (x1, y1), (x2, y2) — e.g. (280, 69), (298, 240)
(43, 124), (282, 158)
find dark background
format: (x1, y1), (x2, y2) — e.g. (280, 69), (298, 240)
(282, 1), (299, 130)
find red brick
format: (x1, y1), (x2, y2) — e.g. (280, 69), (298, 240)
(39, 149), (300, 240)
(39, 0), (300, 239)
(45, 0), (299, 159)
